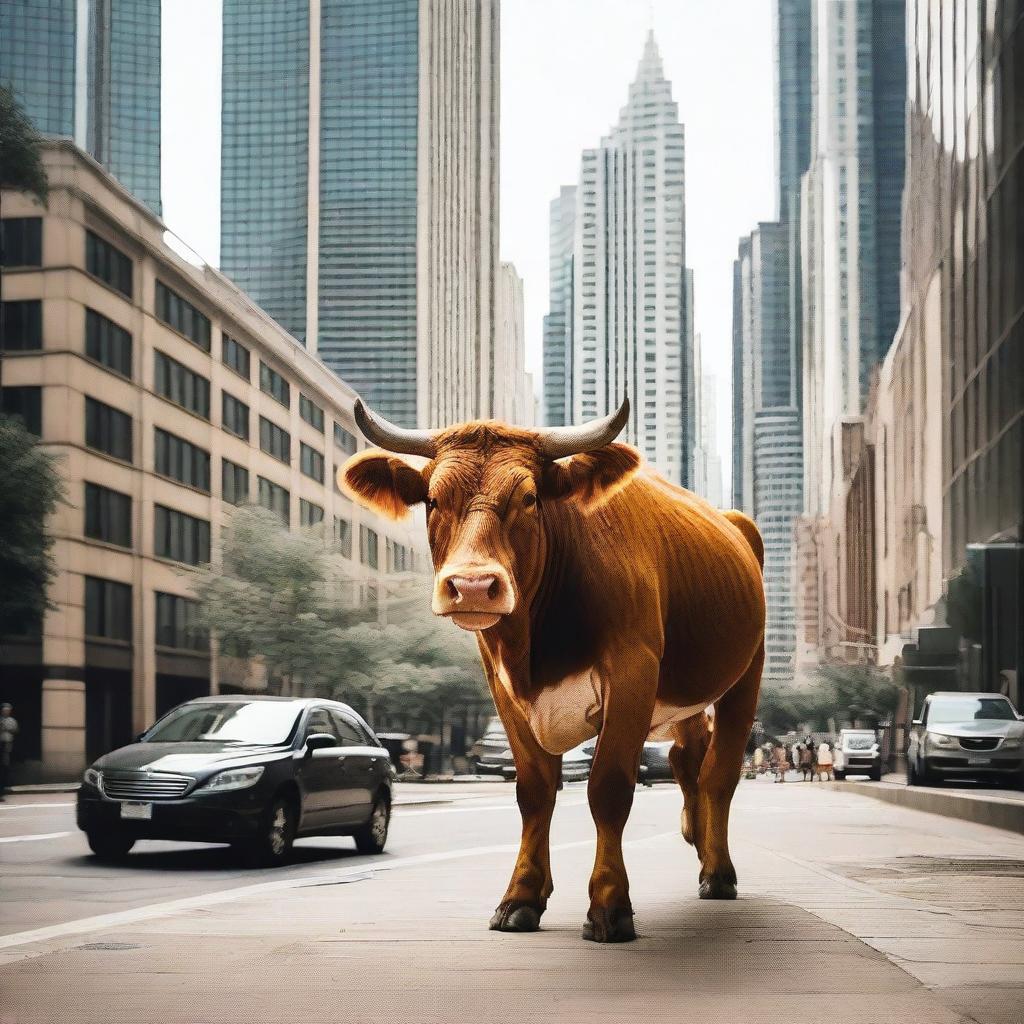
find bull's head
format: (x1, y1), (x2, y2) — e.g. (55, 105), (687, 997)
(340, 399), (638, 631)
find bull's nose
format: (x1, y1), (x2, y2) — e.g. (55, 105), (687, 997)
(447, 575), (500, 604)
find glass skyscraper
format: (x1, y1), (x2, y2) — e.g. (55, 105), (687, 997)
(0, 0), (162, 214)
(221, 0), (499, 429)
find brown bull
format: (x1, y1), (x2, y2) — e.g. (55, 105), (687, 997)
(341, 398), (765, 943)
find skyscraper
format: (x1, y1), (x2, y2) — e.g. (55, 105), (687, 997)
(0, 0), (162, 213)
(800, 0), (905, 518)
(494, 262), (534, 427)
(220, 0), (499, 430)
(542, 186), (576, 428)
(734, 224), (803, 686)
(545, 33), (695, 486)
(692, 337), (723, 508)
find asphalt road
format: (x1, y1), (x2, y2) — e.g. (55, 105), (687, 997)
(2, 778), (1024, 1023)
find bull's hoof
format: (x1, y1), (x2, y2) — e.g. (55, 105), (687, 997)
(489, 901), (542, 932)
(699, 875), (738, 900)
(582, 907), (636, 943)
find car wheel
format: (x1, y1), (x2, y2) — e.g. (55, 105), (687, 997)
(354, 794), (390, 855)
(869, 765), (882, 782)
(87, 829), (135, 861)
(833, 769), (845, 781)
(243, 795), (297, 867)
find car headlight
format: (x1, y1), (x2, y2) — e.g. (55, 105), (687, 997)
(1001, 736), (1022, 749)
(928, 732), (959, 749)
(82, 767), (103, 790)
(196, 766), (265, 793)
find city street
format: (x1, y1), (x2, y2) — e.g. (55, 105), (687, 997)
(2, 779), (1023, 1023)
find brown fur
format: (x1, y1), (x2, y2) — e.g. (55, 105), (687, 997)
(343, 422), (766, 940)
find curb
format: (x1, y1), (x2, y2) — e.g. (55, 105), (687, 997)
(824, 780), (1024, 835)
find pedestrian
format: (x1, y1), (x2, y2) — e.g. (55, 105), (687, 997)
(0, 703), (18, 801)
(815, 741), (834, 781)
(773, 743), (788, 782)
(753, 745), (764, 773)
(799, 742), (815, 781)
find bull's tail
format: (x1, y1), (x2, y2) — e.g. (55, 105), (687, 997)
(722, 510), (764, 572)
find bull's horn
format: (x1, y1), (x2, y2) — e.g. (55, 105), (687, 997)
(535, 396), (630, 460)
(353, 399), (440, 458)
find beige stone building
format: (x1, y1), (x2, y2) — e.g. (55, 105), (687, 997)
(1, 143), (424, 781)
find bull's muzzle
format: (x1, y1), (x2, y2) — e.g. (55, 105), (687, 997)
(433, 565), (515, 631)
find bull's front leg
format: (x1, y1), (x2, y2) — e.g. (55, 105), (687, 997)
(584, 649), (659, 943)
(487, 673), (561, 933)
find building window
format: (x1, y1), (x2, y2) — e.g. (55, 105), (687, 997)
(299, 394), (324, 431)
(154, 505), (210, 565)
(155, 280), (210, 351)
(154, 351), (210, 419)
(86, 230), (132, 298)
(222, 392), (250, 440)
(84, 577), (132, 642)
(300, 498), (324, 527)
(259, 416), (291, 464)
(222, 334), (250, 380)
(257, 477), (289, 525)
(259, 361), (290, 407)
(85, 397), (132, 462)
(0, 299), (42, 350)
(359, 524), (379, 569)
(222, 459), (249, 505)
(155, 592), (208, 651)
(334, 422), (357, 455)
(154, 428), (211, 492)
(334, 516), (352, 558)
(85, 308), (132, 378)
(1, 386), (42, 435)
(300, 442), (324, 483)
(1, 217), (42, 266)
(84, 482), (131, 547)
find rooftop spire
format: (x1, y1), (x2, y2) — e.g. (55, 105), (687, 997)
(636, 30), (664, 83)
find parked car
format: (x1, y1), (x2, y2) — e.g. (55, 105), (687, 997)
(499, 741), (593, 783)
(833, 729), (882, 781)
(77, 696), (395, 866)
(472, 717), (511, 776)
(908, 692), (1024, 787)
(640, 740), (675, 784)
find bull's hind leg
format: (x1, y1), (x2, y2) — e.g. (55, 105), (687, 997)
(669, 713), (711, 849)
(695, 641), (764, 900)
(487, 675), (561, 933)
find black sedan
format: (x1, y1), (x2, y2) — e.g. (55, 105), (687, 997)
(77, 696), (395, 866)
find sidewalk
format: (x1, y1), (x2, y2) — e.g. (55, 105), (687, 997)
(823, 772), (1024, 834)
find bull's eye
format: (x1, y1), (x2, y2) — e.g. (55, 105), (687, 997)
(522, 493), (537, 509)
(426, 498), (438, 514)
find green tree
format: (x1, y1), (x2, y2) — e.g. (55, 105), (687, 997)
(0, 416), (65, 636)
(0, 84), (49, 205)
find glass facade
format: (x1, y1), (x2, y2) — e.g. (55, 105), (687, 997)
(0, 0), (161, 213)
(221, 0), (310, 342)
(317, 0), (420, 426)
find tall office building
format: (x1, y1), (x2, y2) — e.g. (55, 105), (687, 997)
(541, 186), (576, 427)
(544, 33), (695, 485)
(221, 0), (499, 430)
(0, 0), (162, 213)
(734, 224), (803, 686)
(692, 337), (723, 508)
(800, 0), (905, 518)
(494, 262), (533, 427)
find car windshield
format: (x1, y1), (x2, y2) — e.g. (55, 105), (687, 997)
(845, 735), (876, 750)
(144, 702), (302, 745)
(928, 698), (1016, 724)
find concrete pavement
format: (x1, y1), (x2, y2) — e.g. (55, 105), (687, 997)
(1, 779), (1023, 1023)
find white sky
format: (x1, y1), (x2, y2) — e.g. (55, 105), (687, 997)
(161, 0), (777, 495)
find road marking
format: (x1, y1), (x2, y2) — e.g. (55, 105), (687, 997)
(0, 829), (676, 952)
(0, 803), (75, 811)
(0, 832), (71, 844)
(397, 798), (589, 817)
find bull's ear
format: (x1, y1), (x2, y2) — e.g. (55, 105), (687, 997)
(340, 450), (428, 520)
(539, 443), (640, 510)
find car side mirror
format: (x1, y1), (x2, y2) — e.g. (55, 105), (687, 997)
(305, 733), (336, 754)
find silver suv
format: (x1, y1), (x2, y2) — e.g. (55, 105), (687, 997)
(833, 729), (881, 781)
(908, 692), (1024, 787)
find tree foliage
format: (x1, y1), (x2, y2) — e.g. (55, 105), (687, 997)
(0, 85), (49, 205)
(0, 416), (65, 635)
(756, 663), (900, 737)
(191, 506), (487, 723)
